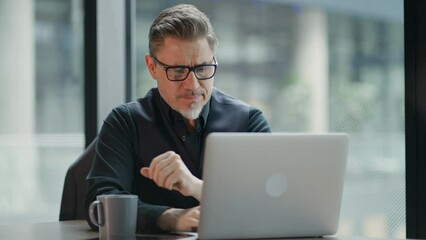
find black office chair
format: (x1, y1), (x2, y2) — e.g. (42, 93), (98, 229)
(59, 138), (97, 221)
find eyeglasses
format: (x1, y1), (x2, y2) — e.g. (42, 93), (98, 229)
(152, 56), (218, 81)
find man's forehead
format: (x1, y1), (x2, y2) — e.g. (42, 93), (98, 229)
(156, 37), (213, 62)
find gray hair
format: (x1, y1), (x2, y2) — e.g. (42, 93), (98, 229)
(148, 4), (218, 56)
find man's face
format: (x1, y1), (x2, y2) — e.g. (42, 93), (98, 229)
(145, 37), (215, 120)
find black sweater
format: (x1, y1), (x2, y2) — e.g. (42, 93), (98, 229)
(86, 88), (271, 232)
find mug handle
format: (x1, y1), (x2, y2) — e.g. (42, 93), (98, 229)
(89, 200), (104, 227)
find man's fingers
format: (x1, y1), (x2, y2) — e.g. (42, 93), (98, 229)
(152, 152), (180, 181)
(157, 164), (178, 188)
(183, 208), (200, 230)
(140, 167), (150, 178)
(164, 162), (183, 190)
(141, 151), (198, 195)
(191, 207), (200, 218)
(141, 153), (182, 189)
(183, 218), (199, 231)
(176, 208), (200, 231)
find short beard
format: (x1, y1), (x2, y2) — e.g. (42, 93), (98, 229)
(178, 102), (203, 120)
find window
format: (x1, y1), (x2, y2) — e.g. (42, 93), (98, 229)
(135, 1), (404, 238)
(0, 0), (84, 224)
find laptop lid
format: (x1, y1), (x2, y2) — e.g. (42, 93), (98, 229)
(198, 133), (349, 239)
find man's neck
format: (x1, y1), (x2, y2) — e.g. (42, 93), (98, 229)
(185, 119), (197, 133)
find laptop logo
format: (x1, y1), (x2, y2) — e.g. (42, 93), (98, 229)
(266, 174), (287, 197)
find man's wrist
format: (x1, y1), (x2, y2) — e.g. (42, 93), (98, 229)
(192, 178), (203, 201)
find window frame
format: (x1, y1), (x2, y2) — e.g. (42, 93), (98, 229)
(405, 0), (426, 238)
(84, 0), (134, 147)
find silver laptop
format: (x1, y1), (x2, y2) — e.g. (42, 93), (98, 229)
(198, 132), (349, 239)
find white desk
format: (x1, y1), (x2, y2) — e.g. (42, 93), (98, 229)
(0, 220), (404, 240)
(0, 220), (197, 240)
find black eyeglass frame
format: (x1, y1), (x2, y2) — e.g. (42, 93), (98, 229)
(152, 56), (218, 81)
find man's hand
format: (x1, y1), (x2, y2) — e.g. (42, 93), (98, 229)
(157, 206), (200, 232)
(140, 151), (203, 201)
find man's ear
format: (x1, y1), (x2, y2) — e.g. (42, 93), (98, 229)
(145, 54), (157, 80)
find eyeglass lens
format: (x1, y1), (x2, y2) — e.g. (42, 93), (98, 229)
(167, 65), (216, 81)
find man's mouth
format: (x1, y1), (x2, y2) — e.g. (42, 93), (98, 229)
(181, 90), (205, 99)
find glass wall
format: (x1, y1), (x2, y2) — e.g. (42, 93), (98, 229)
(0, 0), (84, 224)
(135, 0), (404, 238)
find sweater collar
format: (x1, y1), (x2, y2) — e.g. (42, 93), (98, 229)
(154, 88), (210, 131)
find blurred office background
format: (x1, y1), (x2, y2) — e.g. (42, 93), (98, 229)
(0, 0), (405, 238)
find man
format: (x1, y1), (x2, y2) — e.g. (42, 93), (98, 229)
(85, 4), (271, 233)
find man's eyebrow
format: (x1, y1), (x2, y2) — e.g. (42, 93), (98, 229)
(199, 58), (216, 65)
(161, 57), (215, 67)
(171, 61), (213, 67)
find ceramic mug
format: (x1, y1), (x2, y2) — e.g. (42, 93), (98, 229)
(89, 194), (138, 239)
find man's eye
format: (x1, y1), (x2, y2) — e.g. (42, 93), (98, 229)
(173, 68), (186, 74)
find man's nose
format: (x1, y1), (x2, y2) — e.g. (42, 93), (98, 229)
(182, 71), (200, 90)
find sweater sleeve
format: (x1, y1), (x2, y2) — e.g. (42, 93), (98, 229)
(85, 104), (169, 233)
(248, 107), (272, 132)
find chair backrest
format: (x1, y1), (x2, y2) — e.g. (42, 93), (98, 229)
(59, 138), (97, 221)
